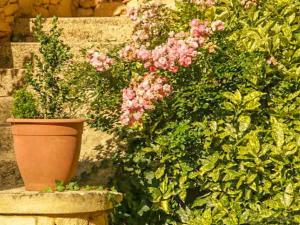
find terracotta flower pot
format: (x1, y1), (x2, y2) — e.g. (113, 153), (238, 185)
(7, 118), (85, 191)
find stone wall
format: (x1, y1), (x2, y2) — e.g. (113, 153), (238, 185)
(0, 0), (20, 42)
(19, 0), (126, 17)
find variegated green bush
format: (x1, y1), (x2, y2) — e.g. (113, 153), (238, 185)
(82, 0), (300, 224)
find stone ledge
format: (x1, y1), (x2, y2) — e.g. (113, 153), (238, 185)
(0, 187), (122, 215)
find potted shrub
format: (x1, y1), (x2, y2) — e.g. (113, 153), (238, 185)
(7, 16), (86, 191)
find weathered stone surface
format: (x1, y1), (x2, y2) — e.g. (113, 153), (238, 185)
(0, 188), (122, 214)
(0, 20), (11, 33)
(34, 6), (50, 17)
(3, 3), (19, 16)
(89, 215), (108, 225)
(94, 2), (124, 17)
(0, 214), (109, 225)
(0, 69), (25, 96)
(0, 97), (12, 123)
(77, 128), (122, 185)
(0, 0), (9, 7)
(79, 0), (96, 8)
(0, 216), (36, 225)
(54, 217), (89, 225)
(36, 217), (55, 225)
(0, 126), (13, 153)
(4, 15), (14, 24)
(76, 8), (94, 16)
(0, 41), (124, 68)
(13, 17), (133, 43)
(0, 160), (22, 190)
(50, 0), (60, 4)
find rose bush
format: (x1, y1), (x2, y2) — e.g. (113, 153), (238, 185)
(81, 0), (300, 224)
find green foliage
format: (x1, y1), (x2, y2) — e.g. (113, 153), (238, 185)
(80, 0), (300, 224)
(44, 180), (106, 192)
(12, 88), (39, 118)
(109, 1), (300, 225)
(14, 16), (84, 119)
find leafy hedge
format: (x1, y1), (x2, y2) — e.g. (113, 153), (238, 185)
(83, 0), (300, 224)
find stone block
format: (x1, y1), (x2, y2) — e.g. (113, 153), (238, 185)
(4, 3), (19, 16)
(34, 6), (50, 17)
(36, 217), (55, 225)
(0, 188), (123, 214)
(0, 97), (12, 123)
(79, 0), (96, 8)
(54, 217), (89, 225)
(0, 216), (36, 225)
(94, 2), (124, 17)
(0, 0), (8, 7)
(4, 15), (14, 24)
(0, 20), (11, 32)
(76, 8), (94, 16)
(50, 0), (60, 4)
(89, 215), (108, 225)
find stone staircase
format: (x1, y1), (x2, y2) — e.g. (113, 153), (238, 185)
(0, 16), (132, 189)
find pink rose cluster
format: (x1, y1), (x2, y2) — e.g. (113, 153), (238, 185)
(120, 73), (172, 126)
(87, 50), (113, 72)
(119, 19), (225, 73)
(127, 3), (161, 44)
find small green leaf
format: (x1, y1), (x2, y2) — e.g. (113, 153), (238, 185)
(155, 166), (165, 179)
(283, 183), (294, 207)
(270, 116), (285, 148)
(238, 115), (251, 133)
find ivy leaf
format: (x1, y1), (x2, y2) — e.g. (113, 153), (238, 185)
(148, 187), (162, 203)
(155, 166), (165, 179)
(270, 116), (285, 148)
(247, 173), (257, 184)
(192, 195), (210, 208)
(201, 208), (212, 225)
(223, 90), (242, 105)
(243, 91), (263, 111)
(238, 115), (251, 133)
(160, 200), (170, 214)
(283, 183), (294, 207)
(248, 131), (260, 153)
(137, 205), (150, 216)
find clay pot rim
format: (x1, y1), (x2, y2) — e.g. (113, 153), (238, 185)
(7, 118), (86, 124)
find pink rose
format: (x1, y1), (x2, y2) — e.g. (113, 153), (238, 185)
(211, 20), (225, 31)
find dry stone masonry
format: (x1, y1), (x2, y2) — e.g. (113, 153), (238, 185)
(0, 0), (20, 42)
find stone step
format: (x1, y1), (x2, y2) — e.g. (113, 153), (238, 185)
(12, 17), (133, 43)
(0, 41), (124, 68)
(0, 69), (25, 97)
